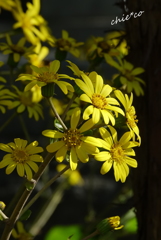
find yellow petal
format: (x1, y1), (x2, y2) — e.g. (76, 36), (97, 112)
(79, 119), (94, 133)
(70, 147), (78, 170)
(17, 163), (24, 177)
(55, 145), (67, 162)
(99, 127), (113, 146)
(71, 107), (81, 129)
(76, 145), (89, 163)
(42, 130), (63, 138)
(100, 161), (112, 174)
(95, 151), (111, 162)
(24, 164), (33, 180)
(83, 105), (94, 120)
(46, 141), (65, 153)
(92, 107), (100, 124)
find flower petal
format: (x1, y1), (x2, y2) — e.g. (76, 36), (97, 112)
(100, 160), (112, 174)
(46, 141), (65, 153)
(95, 151), (111, 162)
(83, 105), (94, 120)
(71, 107), (81, 129)
(55, 145), (67, 162)
(70, 147), (78, 170)
(42, 130), (63, 138)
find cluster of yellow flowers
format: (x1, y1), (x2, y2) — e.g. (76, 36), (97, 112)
(0, 1), (144, 238)
(0, 0), (144, 183)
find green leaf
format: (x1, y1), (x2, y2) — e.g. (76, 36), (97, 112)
(19, 210), (32, 221)
(45, 225), (82, 240)
(123, 217), (137, 233)
(54, 119), (64, 132)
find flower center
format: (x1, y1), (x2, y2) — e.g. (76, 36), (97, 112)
(110, 143), (125, 164)
(92, 93), (108, 109)
(56, 39), (71, 50)
(126, 106), (138, 128)
(36, 72), (59, 83)
(63, 129), (82, 149)
(97, 40), (112, 53)
(22, 15), (32, 29)
(123, 70), (134, 82)
(12, 149), (29, 163)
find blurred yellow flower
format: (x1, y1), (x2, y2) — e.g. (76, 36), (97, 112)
(0, 61), (6, 83)
(12, 221), (33, 239)
(114, 90), (141, 143)
(85, 35), (120, 61)
(28, 41), (49, 67)
(42, 107), (101, 170)
(105, 55), (145, 96)
(105, 31), (128, 56)
(75, 72), (124, 125)
(0, 35), (35, 62)
(12, 0), (51, 44)
(0, 138), (43, 180)
(16, 60), (74, 94)
(7, 85), (43, 121)
(57, 164), (84, 186)
(95, 126), (138, 182)
(0, 85), (13, 113)
(49, 30), (84, 58)
(0, 0), (15, 11)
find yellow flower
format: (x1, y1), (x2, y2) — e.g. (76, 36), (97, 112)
(7, 85), (43, 121)
(114, 90), (141, 143)
(75, 73), (124, 125)
(57, 164), (84, 186)
(12, 0), (51, 44)
(16, 60), (74, 95)
(0, 138), (43, 180)
(0, 0), (15, 11)
(42, 108), (101, 170)
(95, 126), (138, 182)
(107, 216), (124, 230)
(28, 41), (49, 67)
(49, 30), (84, 58)
(12, 221), (33, 240)
(105, 55), (145, 96)
(97, 216), (124, 235)
(67, 60), (84, 77)
(0, 85), (13, 113)
(105, 31), (128, 56)
(0, 35), (35, 62)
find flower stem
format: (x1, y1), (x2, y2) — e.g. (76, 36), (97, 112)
(21, 165), (70, 216)
(47, 97), (68, 130)
(1, 153), (55, 240)
(0, 112), (17, 133)
(18, 115), (31, 142)
(61, 93), (77, 121)
(81, 230), (100, 240)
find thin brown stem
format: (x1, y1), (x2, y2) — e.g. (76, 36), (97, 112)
(1, 153), (55, 240)
(47, 97), (68, 130)
(81, 230), (99, 240)
(21, 165), (70, 216)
